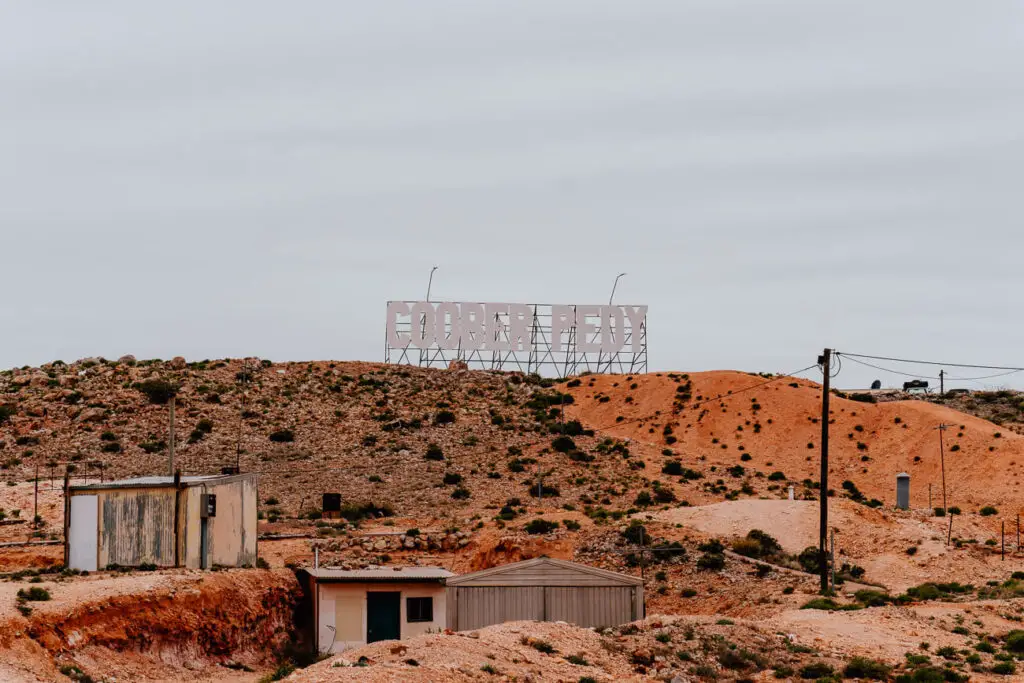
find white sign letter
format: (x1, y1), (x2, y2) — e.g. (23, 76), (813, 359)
(551, 305), (574, 352)
(386, 302), (411, 348)
(624, 305), (648, 352)
(484, 303), (511, 352)
(601, 306), (626, 353)
(575, 305), (601, 353)
(507, 304), (532, 353)
(409, 302), (436, 349)
(461, 303), (485, 351)
(436, 302), (462, 350)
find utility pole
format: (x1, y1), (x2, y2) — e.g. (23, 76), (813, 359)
(939, 369), (945, 395)
(935, 423), (951, 513)
(168, 395), (176, 477)
(829, 528), (836, 592)
(818, 348), (832, 594)
(33, 461), (39, 528)
(236, 359), (251, 472)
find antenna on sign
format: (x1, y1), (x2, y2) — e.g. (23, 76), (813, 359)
(609, 272), (627, 305)
(421, 266), (439, 366)
(426, 265), (439, 302)
(596, 273), (628, 372)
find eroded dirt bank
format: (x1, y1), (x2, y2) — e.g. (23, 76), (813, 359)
(0, 568), (300, 682)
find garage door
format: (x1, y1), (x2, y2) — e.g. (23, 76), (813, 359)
(545, 586), (634, 628)
(455, 587), (544, 631)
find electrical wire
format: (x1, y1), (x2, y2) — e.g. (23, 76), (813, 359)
(836, 351), (1024, 373)
(839, 355), (941, 381)
(943, 369), (1023, 382)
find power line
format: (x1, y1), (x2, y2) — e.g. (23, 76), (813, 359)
(944, 369), (1023, 382)
(840, 355), (941, 381)
(836, 351), (1024, 373)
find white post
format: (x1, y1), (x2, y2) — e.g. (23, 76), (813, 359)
(788, 485), (795, 501)
(314, 547), (320, 569)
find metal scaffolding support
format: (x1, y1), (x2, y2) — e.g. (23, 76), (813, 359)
(384, 301), (648, 377)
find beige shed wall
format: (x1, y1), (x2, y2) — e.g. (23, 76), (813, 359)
(182, 477), (257, 569)
(315, 582), (446, 654)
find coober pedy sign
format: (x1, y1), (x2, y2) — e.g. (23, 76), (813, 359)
(384, 301), (648, 376)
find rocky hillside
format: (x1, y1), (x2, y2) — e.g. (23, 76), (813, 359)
(3, 357), (1022, 531)
(0, 357), (648, 524)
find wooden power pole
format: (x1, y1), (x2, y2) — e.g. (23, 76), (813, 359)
(935, 423), (951, 513)
(819, 348), (831, 594)
(168, 395), (176, 477)
(939, 369), (945, 395)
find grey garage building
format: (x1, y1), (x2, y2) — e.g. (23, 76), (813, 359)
(445, 557), (644, 631)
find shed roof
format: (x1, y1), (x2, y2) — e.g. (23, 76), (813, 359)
(69, 473), (255, 492)
(303, 567), (455, 583)
(446, 557), (643, 587)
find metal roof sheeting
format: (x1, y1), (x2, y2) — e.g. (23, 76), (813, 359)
(69, 474), (253, 492)
(305, 567), (455, 583)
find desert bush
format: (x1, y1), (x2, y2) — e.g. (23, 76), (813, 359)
(135, 378), (177, 404)
(801, 597), (860, 612)
(843, 657), (889, 679)
(425, 443), (444, 460)
(696, 553), (725, 571)
(797, 546), (822, 573)
(269, 429), (295, 443)
(451, 487), (470, 500)
(551, 435), (576, 453)
(980, 506), (998, 516)
(524, 519), (559, 535)
(433, 410), (456, 425)
(443, 472), (462, 485)
(17, 586), (51, 601)
(992, 661), (1017, 675)
(661, 461), (683, 476)
(1004, 629), (1024, 653)
(798, 662), (834, 679)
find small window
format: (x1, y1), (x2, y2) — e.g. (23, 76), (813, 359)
(407, 597), (433, 623)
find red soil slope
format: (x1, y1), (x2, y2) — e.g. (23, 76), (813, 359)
(565, 371), (1024, 519)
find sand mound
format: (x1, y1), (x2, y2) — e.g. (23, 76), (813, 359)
(641, 498), (1022, 591)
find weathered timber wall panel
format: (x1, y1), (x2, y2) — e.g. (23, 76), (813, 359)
(98, 488), (175, 567)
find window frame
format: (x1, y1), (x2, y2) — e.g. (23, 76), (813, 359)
(406, 596), (433, 623)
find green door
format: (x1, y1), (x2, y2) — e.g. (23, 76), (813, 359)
(366, 592), (401, 643)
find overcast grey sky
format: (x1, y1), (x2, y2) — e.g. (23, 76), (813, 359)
(3, 2), (1023, 389)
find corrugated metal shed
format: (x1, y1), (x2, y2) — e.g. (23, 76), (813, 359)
(65, 473), (257, 570)
(446, 557), (643, 631)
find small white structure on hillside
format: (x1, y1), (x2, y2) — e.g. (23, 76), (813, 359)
(299, 567), (453, 654)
